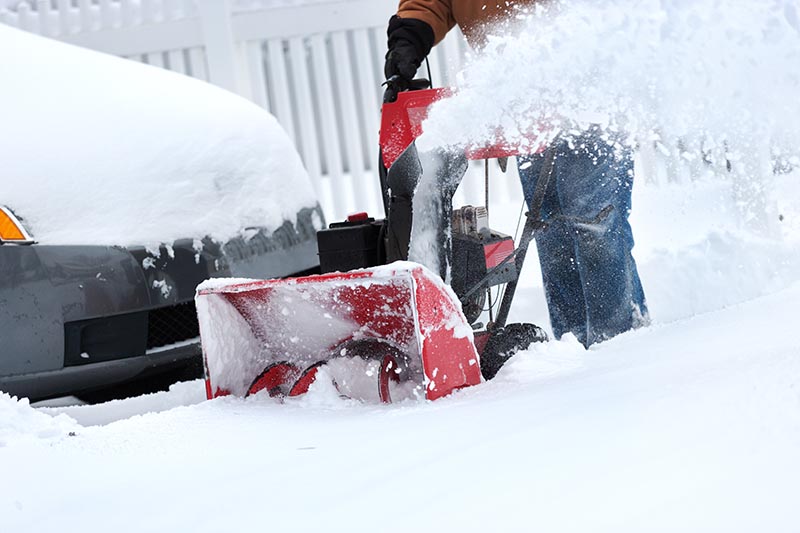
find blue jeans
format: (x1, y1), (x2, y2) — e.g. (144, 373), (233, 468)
(518, 130), (649, 347)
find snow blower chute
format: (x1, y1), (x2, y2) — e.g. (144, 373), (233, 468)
(197, 78), (549, 403)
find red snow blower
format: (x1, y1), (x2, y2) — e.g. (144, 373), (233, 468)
(196, 78), (550, 403)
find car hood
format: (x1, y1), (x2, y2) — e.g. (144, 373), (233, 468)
(0, 24), (319, 248)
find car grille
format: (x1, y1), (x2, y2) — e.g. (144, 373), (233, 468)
(147, 301), (200, 350)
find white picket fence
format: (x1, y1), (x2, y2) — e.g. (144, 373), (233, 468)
(0, 0), (486, 221)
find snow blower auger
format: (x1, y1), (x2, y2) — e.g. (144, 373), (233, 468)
(196, 78), (549, 404)
(197, 263), (480, 402)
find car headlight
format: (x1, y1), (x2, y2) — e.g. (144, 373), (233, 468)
(0, 206), (34, 244)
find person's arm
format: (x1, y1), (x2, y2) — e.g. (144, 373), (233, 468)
(384, 1), (454, 98)
(397, 0), (456, 46)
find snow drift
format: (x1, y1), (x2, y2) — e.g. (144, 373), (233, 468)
(0, 392), (77, 448)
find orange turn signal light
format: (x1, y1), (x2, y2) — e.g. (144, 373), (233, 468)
(0, 206), (34, 244)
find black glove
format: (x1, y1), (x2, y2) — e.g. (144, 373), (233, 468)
(384, 15), (434, 100)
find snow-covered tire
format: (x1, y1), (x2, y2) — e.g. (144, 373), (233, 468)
(246, 362), (301, 397)
(331, 338), (409, 404)
(378, 353), (402, 403)
(288, 362), (326, 397)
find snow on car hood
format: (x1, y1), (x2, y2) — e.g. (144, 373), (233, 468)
(0, 24), (318, 247)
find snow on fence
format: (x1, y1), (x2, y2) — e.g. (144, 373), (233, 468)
(0, 0), (483, 221)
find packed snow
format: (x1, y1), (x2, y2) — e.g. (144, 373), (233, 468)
(0, 393), (78, 448)
(0, 24), (317, 248)
(2, 273), (799, 532)
(2, 0), (800, 531)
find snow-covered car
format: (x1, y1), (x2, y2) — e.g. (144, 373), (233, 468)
(0, 25), (323, 401)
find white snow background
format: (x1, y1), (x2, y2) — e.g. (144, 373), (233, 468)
(2, 0), (800, 531)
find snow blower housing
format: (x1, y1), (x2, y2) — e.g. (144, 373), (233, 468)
(196, 84), (548, 403)
(197, 264), (481, 402)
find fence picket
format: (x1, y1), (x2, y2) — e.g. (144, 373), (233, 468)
(188, 47), (208, 81)
(77, 0), (93, 31)
(431, 43), (449, 87)
(36, 0), (52, 36)
(163, 0), (182, 21)
(310, 34), (347, 213)
(331, 31), (374, 212)
(57, 0), (72, 35)
(265, 38), (297, 142)
(120, 0), (135, 27)
(196, 0), (240, 94)
(147, 51), (165, 69)
(439, 33), (484, 206)
(245, 41), (269, 109)
(17, 2), (37, 33)
(440, 30), (464, 86)
(98, 0), (115, 29)
(181, 0), (196, 18)
(153, 0), (166, 23)
(141, 0), (156, 24)
(167, 49), (187, 74)
(369, 27), (385, 87)
(0, 9), (15, 27)
(287, 37), (323, 194)
(351, 28), (380, 176)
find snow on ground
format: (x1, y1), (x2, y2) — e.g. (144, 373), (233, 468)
(0, 24), (317, 248)
(1, 280), (799, 532)
(0, 394), (78, 448)
(2, 169), (799, 531)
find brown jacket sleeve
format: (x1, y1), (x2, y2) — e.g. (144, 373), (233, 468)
(397, 0), (456, 45)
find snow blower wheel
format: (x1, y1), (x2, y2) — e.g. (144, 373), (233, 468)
(246, 362), (301, 397)
(330, 338), (409, 404)
(480, 323), (549, 380)
(288, 361), (326, 397)
(379, 353), (402, 403)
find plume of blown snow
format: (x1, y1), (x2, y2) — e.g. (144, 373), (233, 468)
(420, 0), (800, 232)
(422, 0), (800, 150)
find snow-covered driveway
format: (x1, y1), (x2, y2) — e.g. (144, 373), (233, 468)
(2, 279), (799, 533)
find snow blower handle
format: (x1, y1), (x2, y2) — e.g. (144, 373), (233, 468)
(383, 75), (432, 103)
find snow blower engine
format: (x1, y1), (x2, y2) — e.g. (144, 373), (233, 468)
(196, 80), (548, 403)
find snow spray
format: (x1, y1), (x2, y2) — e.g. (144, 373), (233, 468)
(416, 0), (800, 235)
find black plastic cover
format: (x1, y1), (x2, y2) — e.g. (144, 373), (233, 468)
(317, 219), (384, 273)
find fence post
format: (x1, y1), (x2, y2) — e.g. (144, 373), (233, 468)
(195, 0), (243, 95)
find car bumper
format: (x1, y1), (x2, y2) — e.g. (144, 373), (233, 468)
(0, 206), (323, 400)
